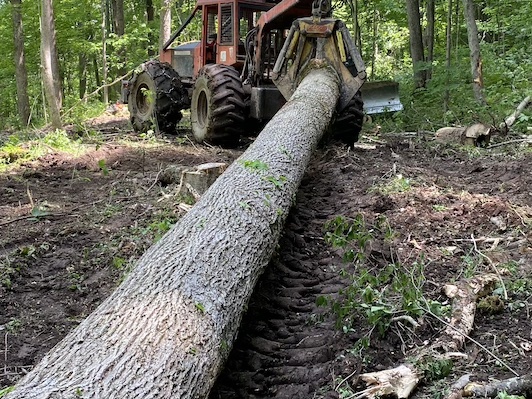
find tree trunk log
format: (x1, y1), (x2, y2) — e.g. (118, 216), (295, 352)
(5, 66), (341, 399)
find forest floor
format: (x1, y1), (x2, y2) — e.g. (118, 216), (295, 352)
(1, 113), (531, 398)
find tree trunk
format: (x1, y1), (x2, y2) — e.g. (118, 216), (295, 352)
(5, 65), (341, 399)
(40, 0), (62, 128)
(112, 0), (124, 36)
(444, 0), (452, 111)
(370, 7), (378, 80)
(79, 53), (88, 99)
(11, 0), (30, 126)
(101, 0), (109, 104)
(405, 0), (426, 88)
(160, 0), (172, 52)
(147, 0), (155, 57)
(424, 0), (435, 80)
(462, 0), (485, 104)
(111, 0), (125, 100)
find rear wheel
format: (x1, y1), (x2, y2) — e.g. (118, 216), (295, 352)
(191, 64), (245, 146)
(128, 60), (189, 134)
(332, 92), (364, 144)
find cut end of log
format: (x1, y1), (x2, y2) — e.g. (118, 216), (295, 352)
(435, 123), (492, 147)
(359, 364), (421, 399)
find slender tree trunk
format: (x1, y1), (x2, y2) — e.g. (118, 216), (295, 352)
(11, 0), (30, 126)
(444, 0), (453, 111)
(370, 7), (377, 80)
(405, 0), (426, 88)
(101, 0), (109, 104)
(112, 0), (125, 99)
(424, 0), (435, 80)
(462, 0), (485, 104)
(93, 56), (101, 89)
(40, 0), (62, 128)
(5, 65), (341, 399)
(160, 0), (172, 53)
(79, 53), (88, 99)
(147, 0), (155, 57)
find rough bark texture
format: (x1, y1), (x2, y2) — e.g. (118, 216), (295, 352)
(424, 0), (435, 80)
(112, 0), (125, 36)
(40, 0), (62, 128)
(160, 0), (172, 52)
(11, 0), (30, 126)
(405, 0), (426, 88)
(462, 0), (485, 104)
(464, 374), (532, 397)
(5, 66), (341, 399)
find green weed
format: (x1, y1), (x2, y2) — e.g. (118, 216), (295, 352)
(324, 214), (372, 263)
(371, 174), (412, 195)
(0, 130), (85, 172)
(0, 386), (14, 397)
(323, 215), (444, 341)
(239, 159), (269, 171)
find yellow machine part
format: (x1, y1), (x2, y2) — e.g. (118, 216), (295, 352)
(273, 18), (365, 111)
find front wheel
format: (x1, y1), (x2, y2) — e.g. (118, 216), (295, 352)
(190, 64), (245, 146)
(128, 60), (189, 134)
(332, 92), (364, 144)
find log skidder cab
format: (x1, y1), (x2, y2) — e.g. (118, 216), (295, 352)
(122, 0), (367, 147)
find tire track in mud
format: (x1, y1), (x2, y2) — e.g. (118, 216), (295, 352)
(210, 149), (373, 399)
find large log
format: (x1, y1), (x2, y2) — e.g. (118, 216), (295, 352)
(6, 65), (341, 399)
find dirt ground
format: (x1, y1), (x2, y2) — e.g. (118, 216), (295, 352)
(1, 116), (531, 398)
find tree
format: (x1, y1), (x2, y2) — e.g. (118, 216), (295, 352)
(111, 0), (124, 36)
(405, 0), (426, 88)
(160, 0), (172, 52)
(462, 0), (485, 104)
(11, 0), (30, 126)
(424, 0), (435, 80)
(101, 0), (108, 104)
(40, 0), (62, 128)
(4, 65), (341, 399)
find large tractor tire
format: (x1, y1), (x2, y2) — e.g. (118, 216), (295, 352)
(128, 60), (189, 134)
(332, 92), (364, 144)
(191, 64), (246, 146)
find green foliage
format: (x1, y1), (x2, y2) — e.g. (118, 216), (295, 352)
(263, 175), (287, 189)
(496, 393), (526, 399)
(0, 386), (14, 397)
(416, 357), (453, 381)
(239, 159), (269, 171)
(324, 215), (371, 262)
(323, 214), (447, 340)
(0, 130), (84, 171)
(371, 174), (412, 195)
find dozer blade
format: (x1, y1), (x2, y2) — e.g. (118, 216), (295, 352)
(272, 17), (366, 112)
(361, 81), (403, 114)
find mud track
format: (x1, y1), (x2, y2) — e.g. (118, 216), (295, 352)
(211, 149), (373, 398)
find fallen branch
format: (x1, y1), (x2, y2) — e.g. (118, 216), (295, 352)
(487, 137), (532, 149)
(464, 374), (532, 397)
(500, 95), (531, 131)
(354, 274), (512, 399)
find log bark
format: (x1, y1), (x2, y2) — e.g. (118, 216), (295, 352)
(5, 66), (341, 399)
(464, 374), (532, 397)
